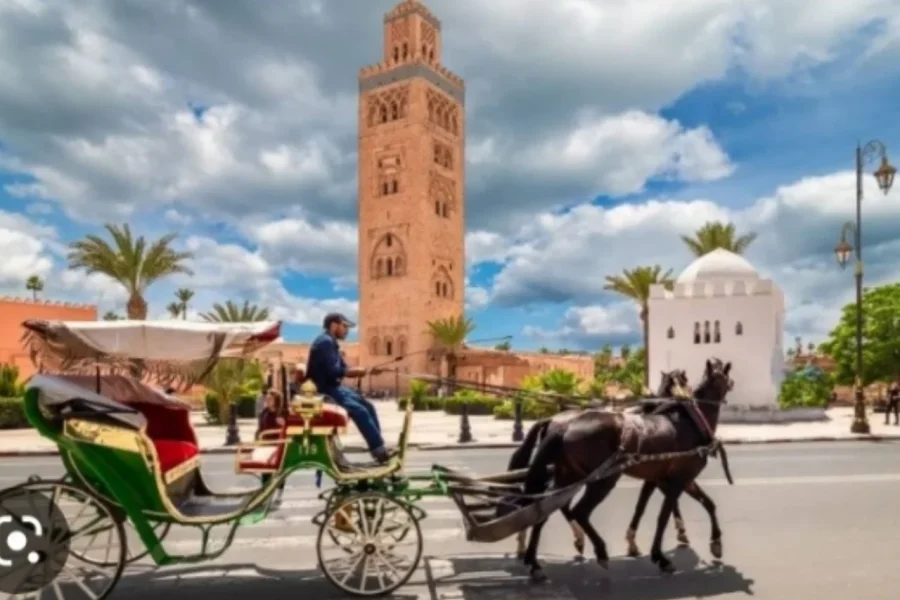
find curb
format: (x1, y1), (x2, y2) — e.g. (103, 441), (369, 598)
(2, 434), (899, 458)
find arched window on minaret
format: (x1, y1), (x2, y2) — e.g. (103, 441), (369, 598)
(370, 337), (380, 356)
(435, 200), (440, 215)
(703, 321), (711, 344)
(714, 320), (721, 343)
(386, 260), (393, 276)
(402, 43), (408, 59)
(391, 179), (398, 194)
(380, 105), (388, 123)
(451, 116), (458, 135)
(429, 49), (435, 62)
(385, 338), (394, 356)
(393, 47), (399, 62)
(391, 102), (398, 120)
(376, 259), (384, 278)
(435, 281), (441, 296)
(435, 106), (444, 127)
(386, 234), (392, 248)
(421, 44), (427, 57)
(442, 203), (448, 218)
(382, 182), (389, 196)
(442, 282), (449, 297)
(397, 337), (407, 357)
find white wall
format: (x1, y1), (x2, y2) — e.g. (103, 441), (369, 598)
(648, 281), (783, 408)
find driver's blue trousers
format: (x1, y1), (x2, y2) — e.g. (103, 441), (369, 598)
(324, 386), (385, 452)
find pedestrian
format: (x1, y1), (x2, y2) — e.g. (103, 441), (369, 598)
(885, 381), (900, 426)
(256, 391), (285, 439)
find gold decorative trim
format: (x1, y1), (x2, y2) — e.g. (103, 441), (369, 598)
(164, 456), (200, 485)
(65, 420), (143, 454)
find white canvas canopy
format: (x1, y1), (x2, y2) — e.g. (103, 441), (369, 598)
(21, 319), (282, 386)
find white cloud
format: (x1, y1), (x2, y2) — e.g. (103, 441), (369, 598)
(249, 218), (358, 280)
(485, 170), (900, 347)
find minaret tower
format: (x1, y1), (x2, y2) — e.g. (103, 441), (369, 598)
(357, 0), (466, 391)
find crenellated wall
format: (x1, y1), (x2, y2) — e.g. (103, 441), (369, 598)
(0, 297), (97, 380)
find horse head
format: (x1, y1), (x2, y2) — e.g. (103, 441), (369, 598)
(658, 369), (692, 399)
(694, 358), (733, 403)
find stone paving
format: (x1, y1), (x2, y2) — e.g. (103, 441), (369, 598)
(1, 400), (898, 456)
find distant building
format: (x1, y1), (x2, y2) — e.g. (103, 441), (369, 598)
(0, 297), (97, 380)
(647, 249), (786, 410)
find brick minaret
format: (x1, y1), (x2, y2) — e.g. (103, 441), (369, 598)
(357, 0), (466, 392)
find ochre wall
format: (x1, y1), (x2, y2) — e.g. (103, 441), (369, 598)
(0, 297), (97, 380)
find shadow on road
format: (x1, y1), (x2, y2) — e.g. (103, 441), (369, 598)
(110, 547), (754, 600)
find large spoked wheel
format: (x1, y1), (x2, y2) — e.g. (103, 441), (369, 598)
(317, 492), (423, 596)
(71, 518), (171, 566)
(0, 480), (126, 600)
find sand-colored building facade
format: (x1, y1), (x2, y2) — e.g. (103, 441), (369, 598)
(0, 297), (97, 379)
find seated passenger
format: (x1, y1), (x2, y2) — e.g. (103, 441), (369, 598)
(256, 390), (285, 440)
(306, 313), (392, 464)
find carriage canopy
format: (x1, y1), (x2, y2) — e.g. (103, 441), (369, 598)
(22, 319), (282, 385)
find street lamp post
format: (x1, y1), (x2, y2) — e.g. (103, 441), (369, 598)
(834, 140), (896, 434)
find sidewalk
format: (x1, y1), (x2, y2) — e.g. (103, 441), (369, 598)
(1, 402), (898, 457)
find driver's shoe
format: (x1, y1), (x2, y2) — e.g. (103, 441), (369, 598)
(372, 445), (398, 464)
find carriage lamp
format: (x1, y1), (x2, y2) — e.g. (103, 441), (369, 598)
(874, 156), (896, 194)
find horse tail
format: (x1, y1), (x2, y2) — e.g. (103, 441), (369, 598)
(522, 428), (563, 497)
(507, 419), (550, 471)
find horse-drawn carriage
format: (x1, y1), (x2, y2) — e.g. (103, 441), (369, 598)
(0, 319), (733, 599)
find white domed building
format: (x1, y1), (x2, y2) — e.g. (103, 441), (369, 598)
(648, 249), (790, 420)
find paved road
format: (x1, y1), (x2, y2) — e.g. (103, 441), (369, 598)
(1, 442), (899, 599)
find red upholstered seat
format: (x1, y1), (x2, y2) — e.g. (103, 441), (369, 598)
(237, 430), (286, 471)
(153, 440), (199, 474)
(284, 404), (349, 429)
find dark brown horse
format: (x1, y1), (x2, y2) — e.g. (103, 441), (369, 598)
(512, 358), (733, 582)
(509, 369), (699, 557)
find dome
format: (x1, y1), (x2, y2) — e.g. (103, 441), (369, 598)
(676, 248), (759, 283)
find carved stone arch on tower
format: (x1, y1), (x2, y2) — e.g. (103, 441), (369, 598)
(431, 266), (454, 299)
(370, 233), (407, 279)
(370, 336), (381, 356)
(397, 336), (407, 357)
(384, 336), (394, 356)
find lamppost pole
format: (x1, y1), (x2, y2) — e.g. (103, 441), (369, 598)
(835, 140), (896, 434)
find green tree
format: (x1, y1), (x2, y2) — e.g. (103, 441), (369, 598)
(25, 275), (44, 301)
(820, 283), (900, 385)
(67, 224), (193, 319)
(204, 359), (264, 424)
(604, 265), (674, 388)
(680, 221), (757, 257)
(166, 302), (182, 318)
(200, 300), (270, 322)
(175, 288), (194, 319)
(494, 340), (511, 351)
(102, 311), (121, 321)
(427, 315), (475, 394)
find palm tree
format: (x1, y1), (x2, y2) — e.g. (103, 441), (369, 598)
(166, 302), (182, 319)
(426, 315), (475, 394)
(25, 275), (44, 300)
(604, 265), (675, 388)
(102, 311), (121, 321)
(200, 300), (270, 322)
(175, 288), (194, 319)
(67, 224), (194, 319)
(680, 221), (757, 257)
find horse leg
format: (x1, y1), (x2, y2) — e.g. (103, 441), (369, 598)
(523, 518), (550, 583)
(626, 480), (656, 557)
(516, 530), (527, 559)
(672, 498), (690, 546)
(569, 475), (622, 569)
(683, 481), (722, 559)
(559, 501), (585, 558)
(649, 484), (683, 574)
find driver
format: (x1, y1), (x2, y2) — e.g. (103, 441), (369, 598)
(306, 313), (395, 463)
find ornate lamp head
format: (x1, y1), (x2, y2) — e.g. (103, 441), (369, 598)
(874, 156), (896, 195)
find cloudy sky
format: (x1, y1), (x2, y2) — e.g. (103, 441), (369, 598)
(2, 0), (900, 351)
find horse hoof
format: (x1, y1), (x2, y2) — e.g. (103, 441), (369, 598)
(626, 545), (641, 558)
(651, 556), (675, 574)
(710, 539), (723, 559)
(530, 568), (548, 584)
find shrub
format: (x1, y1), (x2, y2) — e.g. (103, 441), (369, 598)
(397, 396), (443, 411)
(778, 370), (831, 409)
(0, 363), (24, 397)
(493, 396), (560, 420)
(442, 391), (503, 415)
(205, 393), (258, 424)
(0, 397), (28, 429)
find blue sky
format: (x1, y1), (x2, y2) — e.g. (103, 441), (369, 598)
(1, 0), (900, 352)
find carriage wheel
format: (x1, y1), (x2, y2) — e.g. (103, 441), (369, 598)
(71, 518), (171, 566)
(0, 480), (126, 600)
(324, 492), (412, 551)
(317, 493), (423, 596)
